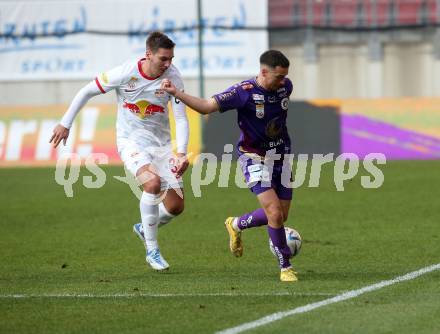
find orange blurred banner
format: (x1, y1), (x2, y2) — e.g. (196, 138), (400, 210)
(0, 104), (201, 167)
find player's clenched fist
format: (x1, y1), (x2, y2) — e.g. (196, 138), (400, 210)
(161, 79), (177, 96)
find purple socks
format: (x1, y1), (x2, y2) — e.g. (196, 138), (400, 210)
(236, 208), (268, 230)
(237, 209), (291, 269)
(268, 225), (292, 269)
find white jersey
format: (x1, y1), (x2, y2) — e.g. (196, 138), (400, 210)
(95, 59), (185, 150)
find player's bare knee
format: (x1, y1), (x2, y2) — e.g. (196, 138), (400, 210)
(265, 205), (283, 225)
(137, 168), (161, 192)
(141, 176), (161, 194)
(167, 201), (184, 216)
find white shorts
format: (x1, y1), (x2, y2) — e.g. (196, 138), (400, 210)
(118, 140), (183, 191)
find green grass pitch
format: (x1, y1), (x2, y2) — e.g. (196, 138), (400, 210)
(0, 160), (439, 333)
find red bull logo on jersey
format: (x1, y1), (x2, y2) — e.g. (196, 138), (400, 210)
(123, 99), (165, 119)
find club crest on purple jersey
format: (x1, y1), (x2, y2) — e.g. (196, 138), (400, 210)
(281, 97), (289, 110)
(256, 104), (264, 119)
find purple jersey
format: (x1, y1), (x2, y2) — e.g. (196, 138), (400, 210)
(213, 78), (293, 157)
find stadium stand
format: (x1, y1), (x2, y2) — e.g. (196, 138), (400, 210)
(332, 0), (360, 26)
(269, 0), (439, 28)
(362, 0), (394, 26)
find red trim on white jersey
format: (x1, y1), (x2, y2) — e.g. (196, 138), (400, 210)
(95, 77), (105, 94)
(137, 58), (160, 80)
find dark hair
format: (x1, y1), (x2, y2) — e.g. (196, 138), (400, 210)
(146, 31), (175, 53)
(260, 50), (290, 68)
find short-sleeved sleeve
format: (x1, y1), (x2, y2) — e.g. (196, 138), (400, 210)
(94, 64), (126, 93)
(285, 78), (293, 97)
(212, 84), (250, 113)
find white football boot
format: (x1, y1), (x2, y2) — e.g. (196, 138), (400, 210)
(133, 223), (169, 271)
(146, 248), (170, 271)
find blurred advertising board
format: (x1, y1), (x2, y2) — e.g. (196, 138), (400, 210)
(0, 105), (201, 167)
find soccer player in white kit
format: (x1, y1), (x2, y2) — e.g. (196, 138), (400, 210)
(50, 32), (189, 271)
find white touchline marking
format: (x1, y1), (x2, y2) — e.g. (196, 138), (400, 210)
(0, 292), (334, 299)
(216, 263), (440, 334)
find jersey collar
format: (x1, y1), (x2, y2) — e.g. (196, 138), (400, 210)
(138, 58), (161, 80)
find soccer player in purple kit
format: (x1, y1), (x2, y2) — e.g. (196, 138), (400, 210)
(161, 50), (297, 282)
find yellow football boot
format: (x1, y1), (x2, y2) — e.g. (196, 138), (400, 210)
(280, 267), (298, 282)
(224, 217), (243, 257)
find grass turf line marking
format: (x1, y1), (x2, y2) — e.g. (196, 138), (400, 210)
(216, 263), (440, 334)
(0, 292), (334, 299)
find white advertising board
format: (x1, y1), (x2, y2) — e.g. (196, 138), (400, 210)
(0, 0), (268, 80)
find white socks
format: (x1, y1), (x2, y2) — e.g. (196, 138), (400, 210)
(140, 192), (159, 250)
(140, 193), (177, 250)
(158, 202), (176, 227)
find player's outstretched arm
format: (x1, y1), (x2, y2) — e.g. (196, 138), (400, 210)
(161, 79), (219, 115)
(50, 81), (102, 148)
